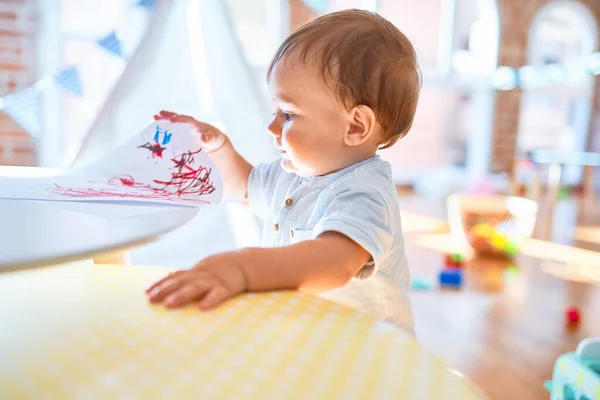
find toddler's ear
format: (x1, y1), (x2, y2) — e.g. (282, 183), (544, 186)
(345, 105), (377, 147)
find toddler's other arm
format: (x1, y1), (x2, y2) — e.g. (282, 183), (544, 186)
(146, 231), (370, 310)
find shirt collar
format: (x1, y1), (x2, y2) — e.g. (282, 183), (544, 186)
(299, 155), (379, 187)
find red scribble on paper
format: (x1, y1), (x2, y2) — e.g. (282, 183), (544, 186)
(153, 149), (215, 197)
(109, 174), (135, 186)
(138, 141), (166, 158)
(47, 144), (216, 203)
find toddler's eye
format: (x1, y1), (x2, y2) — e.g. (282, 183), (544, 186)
(279, 111), (295, 121)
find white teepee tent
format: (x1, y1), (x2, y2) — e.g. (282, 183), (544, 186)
(73, 0), (276, 267)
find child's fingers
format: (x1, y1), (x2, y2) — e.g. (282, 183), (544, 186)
(164, 281), (211, 308)
(158, 110), (178, 118)
(169, 116), (215, 135)
(154, 111), (217, 135)
(170, 116), (215, 132)
(154, 110), (177, 121)
(168, 114), (196, 124)
(189, 120), (215, 132)
(145, 271), (183, 294)
(199, 286), (229, 310)
(147, 274), (193, 303)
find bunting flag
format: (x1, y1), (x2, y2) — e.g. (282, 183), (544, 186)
(304, 0), (329, 14)
(97, 31), (124, 58)
(54, 67), (83, 97)
(136, 0), (157, 10)
(1, 86), (41, 137)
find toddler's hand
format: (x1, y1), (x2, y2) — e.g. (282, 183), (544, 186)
(145, 252), (248, 310)
(154, 110), (229, 153)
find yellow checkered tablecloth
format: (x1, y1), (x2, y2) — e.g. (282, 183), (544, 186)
(0, 264), (486, 399)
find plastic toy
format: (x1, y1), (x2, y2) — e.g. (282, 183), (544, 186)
(545, 337), (600, 399)
(439, 269), (462, 287)
(468, 222), (520, 258)
(444, 253), (463, 268)
(410, 277), (433, 290)
(566, 306), (581, 325)
(558, 187), (570, 200)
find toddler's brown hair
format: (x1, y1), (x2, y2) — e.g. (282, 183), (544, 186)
(267, 9), (421, 149)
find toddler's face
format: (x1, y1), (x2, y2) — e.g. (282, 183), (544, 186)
(267, 60), (351, 177)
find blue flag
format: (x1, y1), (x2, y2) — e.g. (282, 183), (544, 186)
(2, 86), (41, 137)
(54, 67), (83, 97)
(97, 31), (124, 58)
(136, 0), (156, 9)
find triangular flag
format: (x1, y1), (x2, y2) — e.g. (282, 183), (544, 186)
(136, 0), (156, 9)
(1, 86), (41, 136)
(54, 67), (83, 96)
(304, 0), (328, 14)
(97, 31), (124, 58)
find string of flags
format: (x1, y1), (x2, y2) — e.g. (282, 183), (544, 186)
(0, 0), (157, 138)
(2, 0), (599, 141)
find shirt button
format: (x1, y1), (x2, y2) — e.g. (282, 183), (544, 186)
(273, 223), (279, 232)
(284, 198), (294, 207)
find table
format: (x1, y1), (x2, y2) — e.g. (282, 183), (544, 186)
(0, 166), (199, 272)
(0, 199), (198, 271)
(0, 263), (487, 399)
(528, 150), (599, 205)
(530, 150), (600, 166)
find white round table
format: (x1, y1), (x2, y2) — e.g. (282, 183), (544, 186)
(0, 167), (199, 272)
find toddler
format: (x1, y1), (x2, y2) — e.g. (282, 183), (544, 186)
(146, 9), (421, 331)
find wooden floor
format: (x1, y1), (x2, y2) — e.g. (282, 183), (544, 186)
(398, 193), (600, 400)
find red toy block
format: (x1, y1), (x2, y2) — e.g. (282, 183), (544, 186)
(444, 253), (463, 268)
(565, 306), (580, 324)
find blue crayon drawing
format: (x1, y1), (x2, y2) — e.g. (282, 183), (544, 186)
(154, 126), (172, 145)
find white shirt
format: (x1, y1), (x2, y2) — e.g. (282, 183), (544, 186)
(247, 156), (414, 332)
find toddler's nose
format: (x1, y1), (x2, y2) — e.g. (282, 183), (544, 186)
(268, 118), (282, 138)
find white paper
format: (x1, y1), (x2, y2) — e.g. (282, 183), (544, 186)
(0, 122), (223, 206)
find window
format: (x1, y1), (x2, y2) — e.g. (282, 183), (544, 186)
(517, 1), (598, 184)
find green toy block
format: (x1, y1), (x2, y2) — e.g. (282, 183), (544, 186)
(504, 241), (520, 257)
(558, 187), (570, 200)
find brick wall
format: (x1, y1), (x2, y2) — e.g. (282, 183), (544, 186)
(0, 0), (37, 166)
